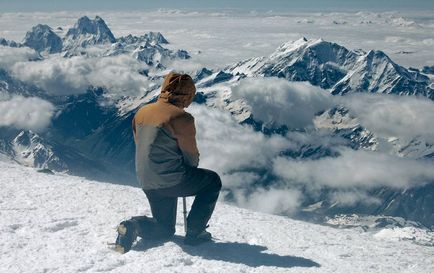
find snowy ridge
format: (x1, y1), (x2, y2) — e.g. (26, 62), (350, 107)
(313, 107), (377, 150)
(22, 24), (63, 54)
(0, 15), (188, 68)
(63, 16), (116, 51)
(10, 130), (67, 171)
(326, 214), (434, 247)
(117, 32), (169, 45)
(1, 161), (433, 273)
(0, 38), (20, 47)
(228, 37), (434, 99)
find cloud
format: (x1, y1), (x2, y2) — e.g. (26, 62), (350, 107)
(273, 148), (434, 189)
(231, 77), (434, 143)
(0, 95), (55, 131)
(231, 77), (333, 128)
(328, 190), (381, 207)
(189, 92), (434, 214)
(189, 104), (304, 214)
(189, 103), (293, 174)
(339, 94), (434, 142)
(0, 46), (41, 69)
(232, 187), (302, 215)
(9, 54), (152, 96)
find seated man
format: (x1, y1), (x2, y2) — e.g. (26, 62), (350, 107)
(115, 72), (222, 253)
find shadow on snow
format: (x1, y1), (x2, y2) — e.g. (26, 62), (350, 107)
(134, 235), (320, 269)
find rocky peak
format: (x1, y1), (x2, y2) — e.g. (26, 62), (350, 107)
(23, 24), (62, 53)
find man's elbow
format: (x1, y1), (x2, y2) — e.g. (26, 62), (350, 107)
(184, 152), (199, 167)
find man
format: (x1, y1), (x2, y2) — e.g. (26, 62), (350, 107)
(115, 72), (222, 253)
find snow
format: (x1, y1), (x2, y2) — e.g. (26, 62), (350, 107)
(374, 227), (434, 247)
(1, 161), (433, 273)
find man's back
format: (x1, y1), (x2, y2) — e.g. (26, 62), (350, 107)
(133, 79), (199, 190)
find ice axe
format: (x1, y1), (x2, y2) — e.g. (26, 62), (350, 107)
(182, 197), (187, 234)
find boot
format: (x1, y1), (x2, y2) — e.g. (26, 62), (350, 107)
(114, 220), (138, 254)
(184, 228), (212, 246)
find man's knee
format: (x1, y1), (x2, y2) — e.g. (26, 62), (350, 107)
(209, 170), (222, 191)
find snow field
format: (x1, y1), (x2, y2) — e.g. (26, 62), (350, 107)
(0, 161), (433, 273)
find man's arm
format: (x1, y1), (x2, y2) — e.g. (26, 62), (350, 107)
(170, 112), (200, 167)
(132, 116), (137, 140)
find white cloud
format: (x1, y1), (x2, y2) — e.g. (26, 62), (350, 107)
(190, 104), (293, 174)
(0, 95), (55, 131)
(232, 78), (434, 143)
(10, 55), (151, 96)
(273, 148), (434, 189)
(233, 187), (302, 215)
(339, 94), (434, 142)
(329, 190), (381, 206)
(189, 93), (434, 214)
(189, 104), (304, 214)
(231, 77), (333, 129)
(0, 46), (40, 69)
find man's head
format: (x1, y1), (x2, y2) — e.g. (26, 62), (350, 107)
(159, 72), (196, 108)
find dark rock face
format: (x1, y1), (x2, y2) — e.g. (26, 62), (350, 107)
(23, 24), (63, 53)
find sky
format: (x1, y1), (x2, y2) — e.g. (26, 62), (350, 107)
(0, 0), (433, 12)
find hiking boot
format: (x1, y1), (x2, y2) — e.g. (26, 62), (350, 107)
(114, 220), (138, 254)
(184, 230), (212, 246)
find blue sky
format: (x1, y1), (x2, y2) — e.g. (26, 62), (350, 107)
(0, 0), (433, 12)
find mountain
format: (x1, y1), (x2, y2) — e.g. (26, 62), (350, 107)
(422, 65), (434, 75)
(0, 37), (20, 47)
(117, 32), (169, 45)
(22, 24), (63, 54)
(228, 37), (434, 100)
(1, 160), (432, 273)
(313, 107), (377, 150)
(59, 16), (189, 67)
(332, 50), (433, 97)
(0, 69), (45, 97)
(63, 16), (116, 52)
(131, 41), (190, 67)
(7, 130), (67, 171)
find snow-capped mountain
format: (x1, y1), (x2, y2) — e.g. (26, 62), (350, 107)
(63, 16), (116, 51)
(228, 37), (434, 100)
(131, 41), (190, 67)
(9, 130), (67, 171)
(22, 24), (63, 54)
(117, 32), (169, 45)
(1, 161), (432, 273)
(332, 50), (432, 97)
(0, 37), (20, 47)
(0, 69), (45, 97)
(1, 15), (189, 70)
(313, 107), (377, 150)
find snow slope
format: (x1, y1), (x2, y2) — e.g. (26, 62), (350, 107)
(1, 161), (433, 273)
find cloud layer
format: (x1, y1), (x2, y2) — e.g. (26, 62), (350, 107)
(231, 77), (333, 128)
(232, 77), (434, 143)
(0, 95), (55, 131)
(339, 94), (434, 142)
(0, 46), (41, 69)
(189, 90), (434, 214)
(10, 55), (151, 96)
(273, 148), (434, 189)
